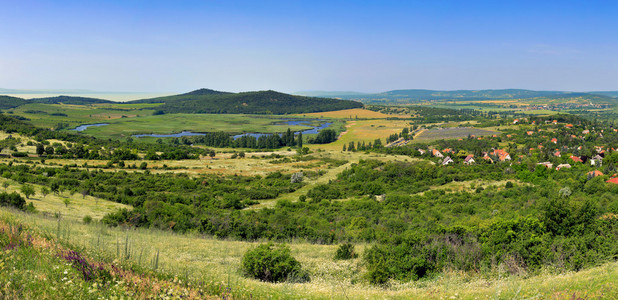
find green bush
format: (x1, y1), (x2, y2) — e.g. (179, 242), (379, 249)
(0, 192), (26, 210)
(83, 215), (93, 224)
(241, 243), (309, 283)
(334, 243), (358, 260)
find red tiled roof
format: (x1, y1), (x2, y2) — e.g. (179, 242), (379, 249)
(606, 177), (618, 184)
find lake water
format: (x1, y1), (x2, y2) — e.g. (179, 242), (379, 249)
(71, 123), (110, 131)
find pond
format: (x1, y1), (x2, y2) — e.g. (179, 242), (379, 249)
(71, 123), (110, 131)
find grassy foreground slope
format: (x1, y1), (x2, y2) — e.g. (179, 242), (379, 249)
(1, 208), (615, 299)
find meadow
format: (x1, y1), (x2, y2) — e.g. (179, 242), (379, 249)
(7, 102), (160, 129)
(1, 206), (615, 299)
(81, 114), (316, 139)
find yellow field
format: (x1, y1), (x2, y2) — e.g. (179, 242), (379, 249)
(297, 108), (404, 119)
(311, 119), (410, 151)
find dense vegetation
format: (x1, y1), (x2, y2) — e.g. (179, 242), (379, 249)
(0, 96), (28, 109)
(130, 89), (363, 114)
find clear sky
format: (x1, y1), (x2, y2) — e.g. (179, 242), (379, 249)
(1, 0), (617, 93)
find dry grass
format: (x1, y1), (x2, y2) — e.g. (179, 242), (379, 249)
(3, 208), (616, 299)
(312, 119), (411, 151)
(0, 178), (130, 222)
(297, 108), (405, 119)
(417, 179), (528, 195)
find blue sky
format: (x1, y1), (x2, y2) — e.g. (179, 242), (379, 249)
(1, 0), (617, 93)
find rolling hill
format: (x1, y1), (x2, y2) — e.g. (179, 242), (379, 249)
(0, 95), (114, 108)
(296, 89), (618, 104)
(129, 89), (364, 114)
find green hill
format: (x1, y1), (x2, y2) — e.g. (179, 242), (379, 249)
(0, 95), (28, 109)
(130, 89), (364, 114)
(300, 89), (618, 104)
(29, 95), (115, 105)
(0, 95), (114, 109)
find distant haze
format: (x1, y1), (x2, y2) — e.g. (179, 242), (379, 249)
(1, 1), (617, 92)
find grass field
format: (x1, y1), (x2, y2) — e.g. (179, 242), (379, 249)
(7, 103), (159, 129)
(77, 114), (316, 139)
(0, 177), (130, 222)
(2, 207), (615, 299)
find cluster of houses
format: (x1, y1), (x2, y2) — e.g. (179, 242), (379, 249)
(427, 148), (512, 166)
(426, 145), (618, 184)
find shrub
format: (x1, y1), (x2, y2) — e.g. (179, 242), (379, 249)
(83, 215), (93, 224)
(0, 192), (26, 210)
(334, 243), (358, 260)
(241, 243), (309, 283)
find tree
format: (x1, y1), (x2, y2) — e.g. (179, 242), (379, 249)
(297, 132), (303, 148)
(20, 184), (35, 199)
(63, 198), (71, 208)
(41, 187), (50, 198)
(36, 143), (45, 155)
(209, 150), (216, 158)
(50, 181), (59, 194)
(45, 145), (54, 155)
(2, 182), (9, 190)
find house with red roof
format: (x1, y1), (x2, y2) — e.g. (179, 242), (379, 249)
(432, 149), (444, 158)
(607, 177), (618, 184)
(588, 170), (604, 178)
(491, 149), (511, 161)
(464, 154), (475, 165)
(551, 138), (558, 144)
(570, 156), (583, 163)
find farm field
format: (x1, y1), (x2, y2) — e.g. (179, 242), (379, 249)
(413, 127), (500, 142)
(297, 108), (407, 119)
(313, 119), (412, 150)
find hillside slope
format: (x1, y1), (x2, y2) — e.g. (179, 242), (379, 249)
(130, 89), (364, 114)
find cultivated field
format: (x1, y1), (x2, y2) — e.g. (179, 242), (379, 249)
(298, 108), (406, 119)
(413, 127), (500, 142)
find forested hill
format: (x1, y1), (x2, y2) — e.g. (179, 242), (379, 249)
(28, 95), (115, 104)
(0, 96), (28, 109)
(130, 89), (364, 114)
(0, 95), (114, 108)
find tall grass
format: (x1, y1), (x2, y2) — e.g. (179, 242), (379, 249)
(1, 207), (616, 299)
